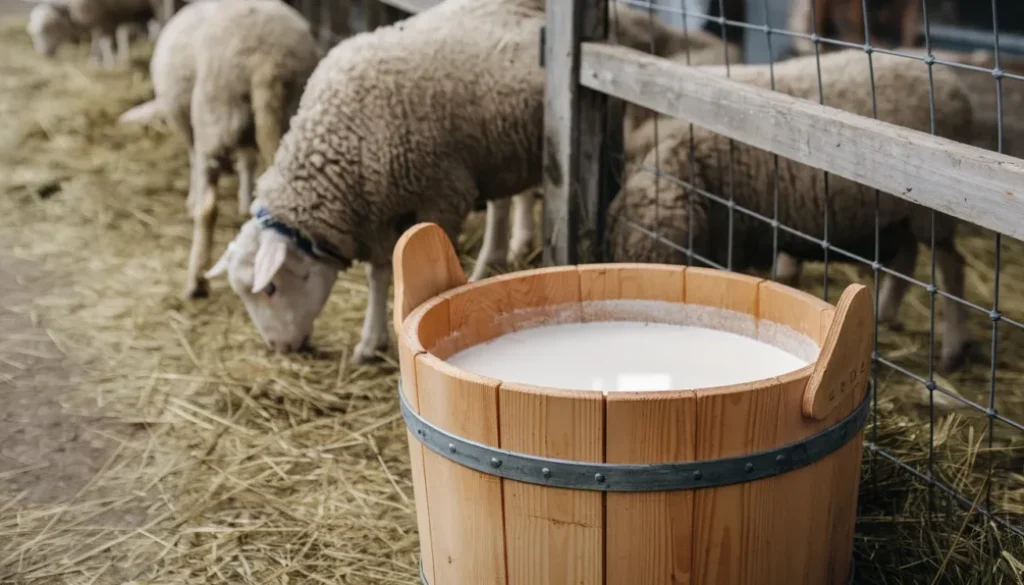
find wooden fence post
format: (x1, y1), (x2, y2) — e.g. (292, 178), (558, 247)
(542, 0), (619, 266)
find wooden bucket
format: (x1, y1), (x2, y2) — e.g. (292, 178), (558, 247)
(393, 223), (873, 585)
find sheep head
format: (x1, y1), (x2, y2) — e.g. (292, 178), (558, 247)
(26, 2), (73, 57)
(206, 218), (338, 353)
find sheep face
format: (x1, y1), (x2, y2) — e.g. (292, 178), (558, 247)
(27, 4), (68, 57)
(206, 219), (338, 353)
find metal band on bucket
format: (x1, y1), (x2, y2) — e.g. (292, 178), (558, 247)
(418, 559), (855, 585)
(399, 382), (871, 492)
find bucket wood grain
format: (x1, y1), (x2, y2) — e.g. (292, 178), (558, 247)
(393, 222), (871, 585)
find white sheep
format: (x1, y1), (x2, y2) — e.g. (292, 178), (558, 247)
(22, 0), (159, 68)
(609, 49), (974, 372)
(205, 0), (547, 360)
(25, 1), (87, 58)
(120, 0), (320, 300)
(119, 0), (217, 182)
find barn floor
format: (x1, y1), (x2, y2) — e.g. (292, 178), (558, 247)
(0, 11), (1021, 585)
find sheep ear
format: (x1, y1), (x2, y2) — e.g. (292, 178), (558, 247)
(205, 242), (235, 280)
(251, 234), (289, 294)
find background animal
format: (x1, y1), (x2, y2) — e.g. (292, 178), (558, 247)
(120, 0), (320, 300)
(609, 49), (974, 373)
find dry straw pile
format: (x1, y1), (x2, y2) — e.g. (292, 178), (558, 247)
(0, 16), (1021, 585)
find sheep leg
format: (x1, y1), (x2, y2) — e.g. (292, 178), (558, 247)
(774, 252), (803, 287)
(184, 167), (218, 300)
(115, 25), (131, 66)
(185, 150), (203, 214)
(507, 191), (535, 267)
(935, 243), (971, 373)
(235, 149), (258, 215)
(167, 104), (196, 204)
(878, 235), (918, 328)
(86, 35), (101, 65)
(93, 31), (115, 69)
(469, 198), (511, 282)
(353, 262), (391, 364)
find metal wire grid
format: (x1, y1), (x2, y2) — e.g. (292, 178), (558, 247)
(606, 0), (1024, 538)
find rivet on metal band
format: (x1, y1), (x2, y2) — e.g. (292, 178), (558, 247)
(399, 382), (871, 492)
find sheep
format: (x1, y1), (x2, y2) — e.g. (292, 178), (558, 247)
(608, 49), (974, 373)
(122, 0), (320, 300)
(203, 0), (548, 361)
(24, 0), (163, 64)
(47, 0), (157, 68)
(119, 0), (218, 199)
(118, 0), (216, 176)
(25, 1), (87, 58)
(474, 19), (744, 282)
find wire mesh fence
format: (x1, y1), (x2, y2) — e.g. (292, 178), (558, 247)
(586, 0), (1024, 575)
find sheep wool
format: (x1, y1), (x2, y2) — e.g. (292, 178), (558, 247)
(143, 0), (216, 145)
(254, 0), (547, 267)
(611, 49), (973, 269)
(608, 49), (974, 372)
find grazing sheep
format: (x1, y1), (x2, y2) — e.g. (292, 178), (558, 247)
(609, 49), (974, 372)
(186, 0), (320, 300)
(205, 0), (547, 361)
(26, 1), (87, 58)
(24, 0), (161, 64)
(118, 0), (219, 202)
(51, 0), (157, 68)
(123, 0), (319, 300)
(119, 0), (216, 175)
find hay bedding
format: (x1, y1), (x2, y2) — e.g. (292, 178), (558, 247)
(0, 16), (1021, 585)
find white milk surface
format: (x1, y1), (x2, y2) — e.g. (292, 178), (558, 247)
(445, 321), (810, 393)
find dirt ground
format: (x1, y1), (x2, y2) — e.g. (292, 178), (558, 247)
(0, 253), (108, 505)
(0, 0), (135, 505)
(0, 0), (132, 507)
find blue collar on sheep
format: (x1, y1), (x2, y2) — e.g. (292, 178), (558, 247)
(254, 208), (349, 269)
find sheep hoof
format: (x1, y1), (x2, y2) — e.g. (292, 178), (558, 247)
(352, 338), (389, 365)
(351, 346), (384, 365)
(183, 279), (209, 300)
(938, 340), (973, 375)
(505, 254), (527, 270)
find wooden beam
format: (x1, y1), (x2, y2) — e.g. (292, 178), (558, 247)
(579, 42), (1024, 242)
(543, 0), (612, 266)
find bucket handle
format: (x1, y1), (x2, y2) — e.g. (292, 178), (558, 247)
(803, 283), (874, 420)
(392, 222), (467, 334)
